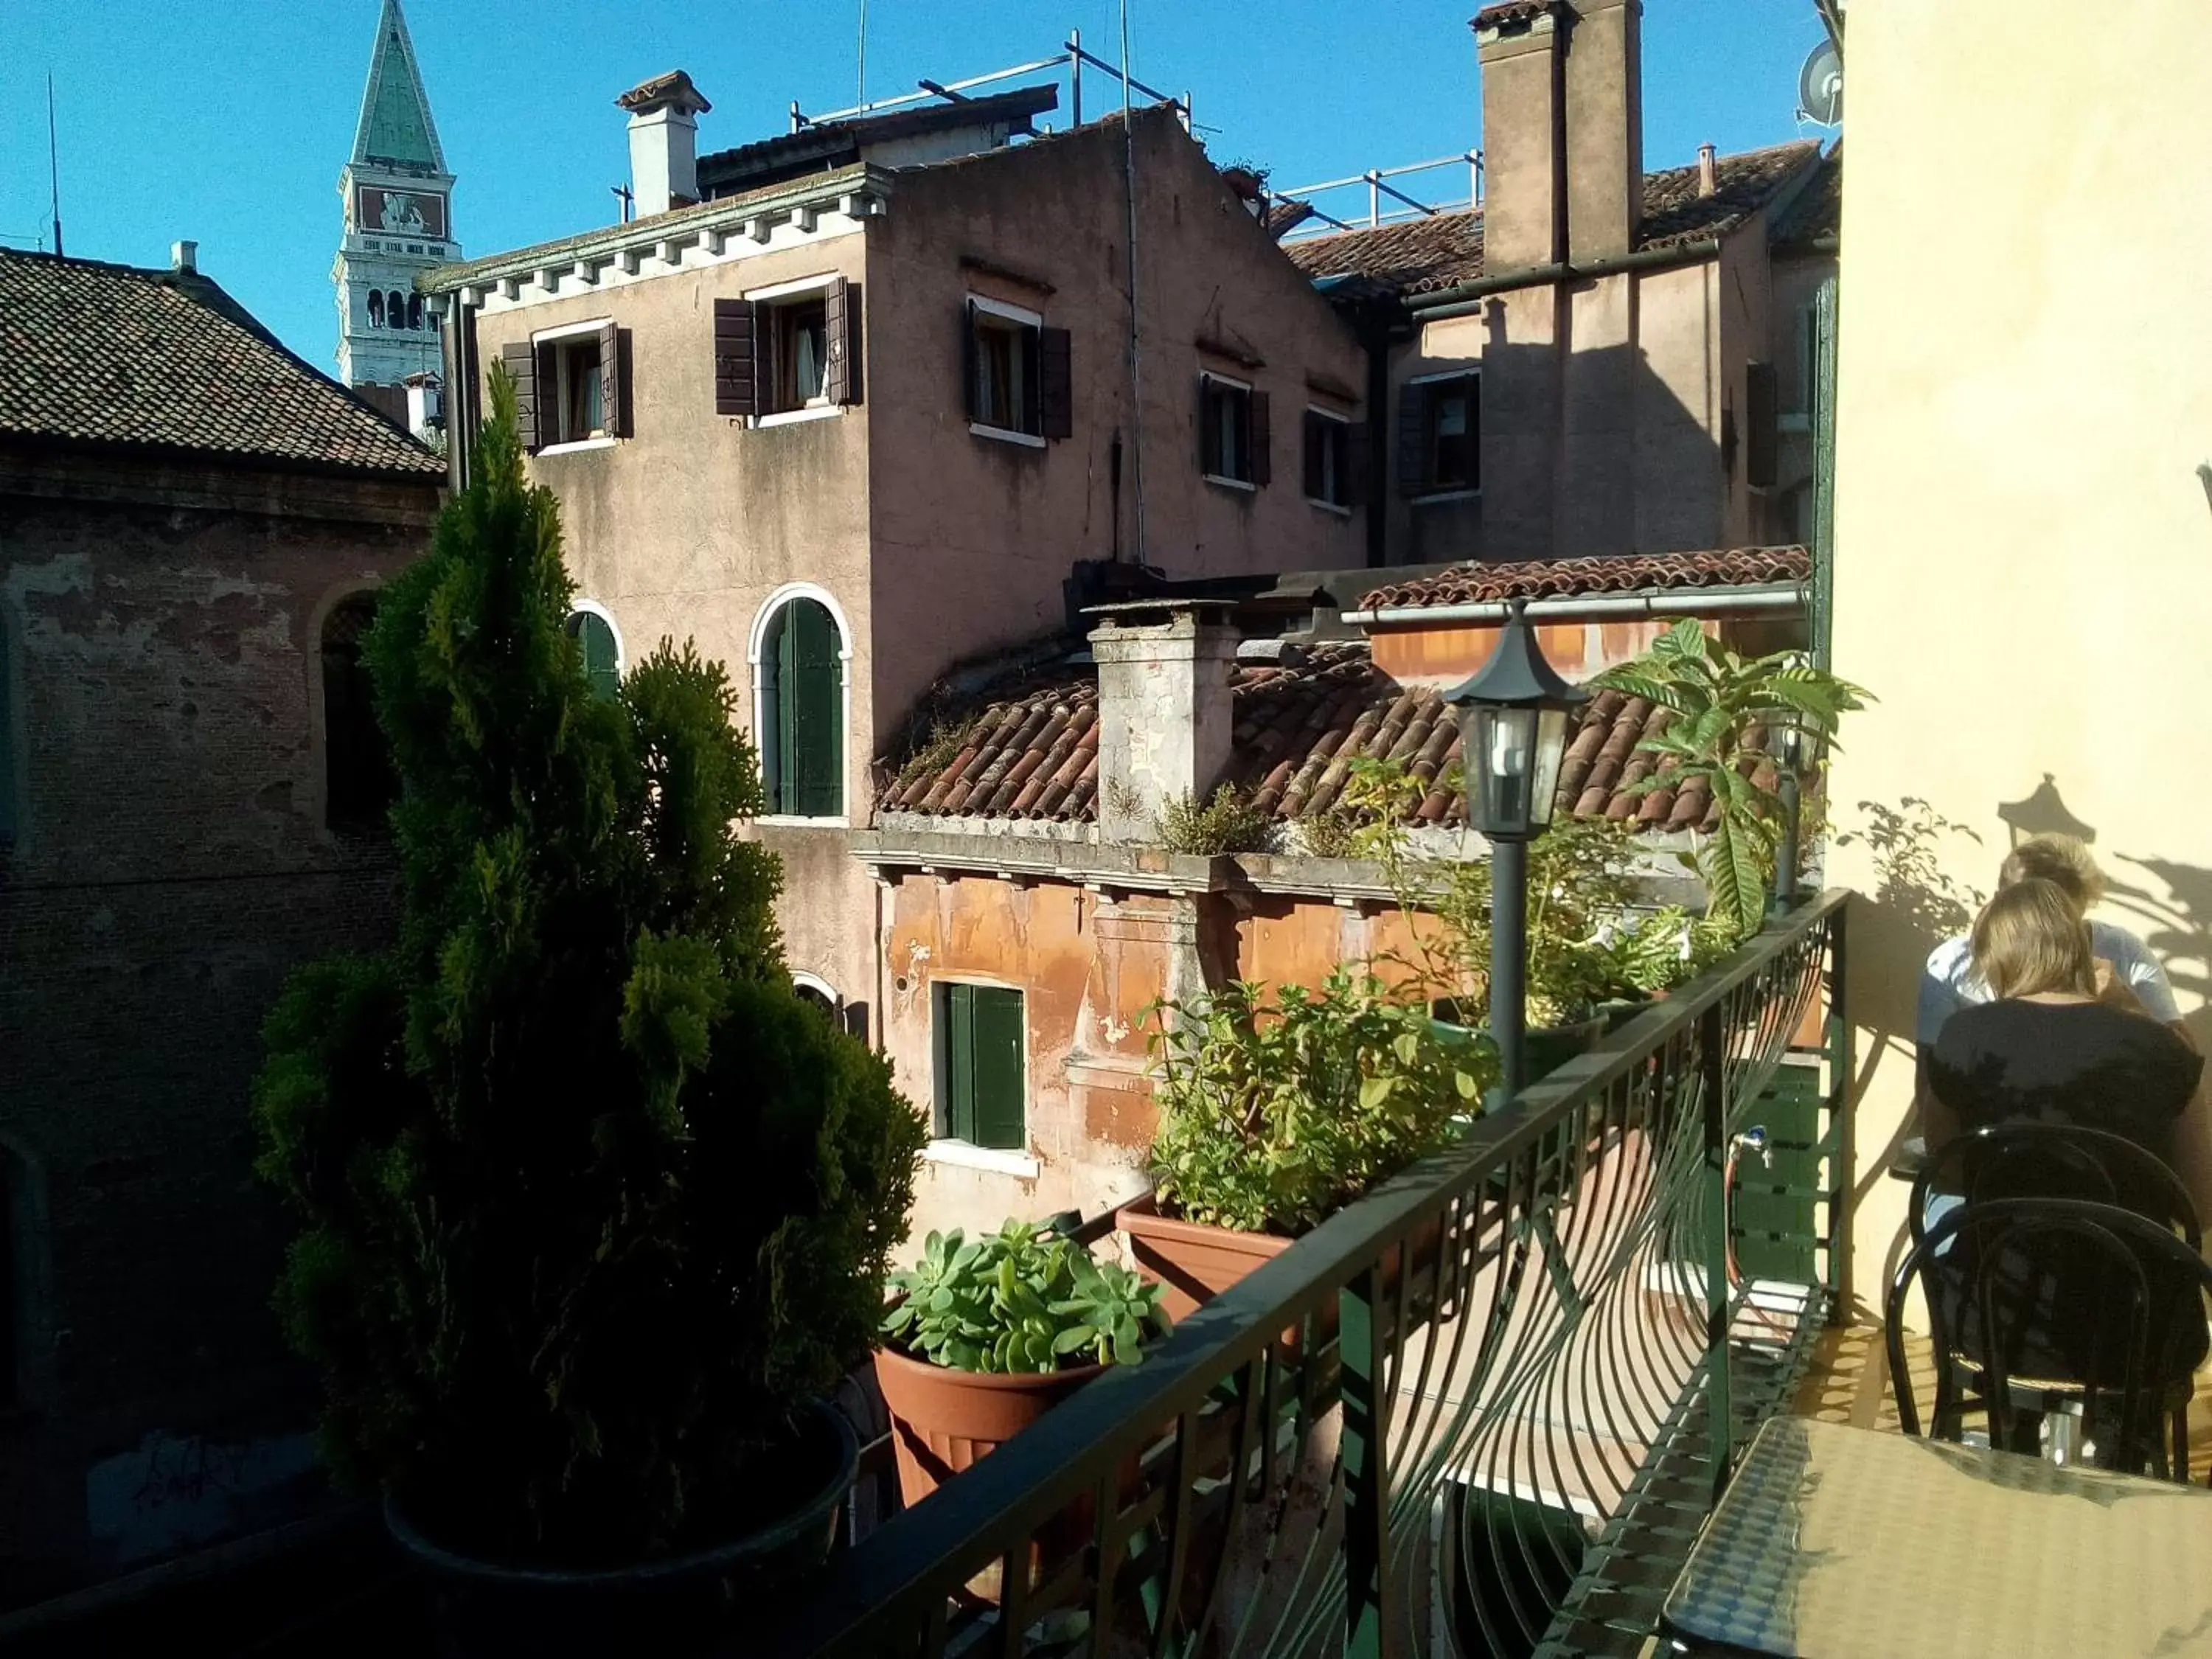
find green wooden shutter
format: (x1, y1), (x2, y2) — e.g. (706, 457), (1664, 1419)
(574, 611), (619, 701)
(970, 987), (1026, 1151)
(943, 982), (977, 1142)
(770, 605), (799, 815)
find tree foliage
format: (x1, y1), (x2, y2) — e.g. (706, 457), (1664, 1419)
(253, 372), (923, 1568)
(1593, 621), (1869, 938)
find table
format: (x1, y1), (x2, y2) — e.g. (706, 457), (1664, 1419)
(1660, 1415), (2212, 1658)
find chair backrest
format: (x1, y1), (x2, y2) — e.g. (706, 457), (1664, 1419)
(1910, 1121), (2201, 1249)
(1887, 1197), (2212, 1478)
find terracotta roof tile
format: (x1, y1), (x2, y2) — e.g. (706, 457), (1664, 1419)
(877, 644), (1800, 837)
(1284, 140), (1820, 298)
(0, 251), (443, 478)
(1357, 545), (1810, 613)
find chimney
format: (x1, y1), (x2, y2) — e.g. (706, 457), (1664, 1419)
(1561, 0), (1643, 262)
(1472, 1), (1568, 273)
(170, 239), (198, 274)
(1087, 600), (1239, 844)
(616, 71), (712, 218)
(1697, 142), (1718, 198)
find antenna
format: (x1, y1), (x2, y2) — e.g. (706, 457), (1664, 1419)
(1796, 40), (1843, 127)
(47, 74), (63, 257)
(856, 0), (869, 111)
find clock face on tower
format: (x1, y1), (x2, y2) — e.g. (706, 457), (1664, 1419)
(355, 185), (448, 241)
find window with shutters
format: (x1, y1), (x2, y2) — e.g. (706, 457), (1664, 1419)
(1200, 372), (1267, 488)
(934, 982), (1026, 1153)
(1399, 371), (1480, 498)
(716, 276), (858, 425)
(963, 296), (1069, 446)
(756, 594), (846, 819)
(513, 319), (626, 453)
(566, 606), (623, 701)
(322, 593), (397, 836)
(1302, 407), (1357, 510)
(551, 336), (605, 443)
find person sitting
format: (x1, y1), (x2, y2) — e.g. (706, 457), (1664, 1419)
(1924, 879), (2212, 1425)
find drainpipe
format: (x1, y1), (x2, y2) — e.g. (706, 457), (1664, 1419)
(1405, 237), (1724, 320)
(1339, 581), (1805, 627)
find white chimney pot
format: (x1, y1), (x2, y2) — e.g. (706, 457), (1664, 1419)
(617, 72), (712, 219)
(170, 239), (198, 274)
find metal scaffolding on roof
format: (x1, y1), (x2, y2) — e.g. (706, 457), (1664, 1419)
(787, 29), (1194, 137)
(1274, 150), (1484, 238)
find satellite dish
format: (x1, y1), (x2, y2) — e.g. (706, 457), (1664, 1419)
(1798, 41), (1843, 126)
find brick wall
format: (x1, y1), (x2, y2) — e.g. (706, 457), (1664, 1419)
(0, 456), (435, 1605)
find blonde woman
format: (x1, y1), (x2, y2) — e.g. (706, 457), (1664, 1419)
(1924, 879), (2210, 1217)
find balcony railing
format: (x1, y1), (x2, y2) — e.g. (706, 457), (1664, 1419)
(771, 889), (1851, 1658)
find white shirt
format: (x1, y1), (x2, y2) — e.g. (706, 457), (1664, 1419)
(1916, 919), (2180, 1046)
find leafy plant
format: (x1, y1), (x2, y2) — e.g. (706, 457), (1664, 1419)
(1297, 810), (1362, 859)
(1156, 783), (1280, 855)
(1593, 621), (1869, 938)
(252, 372), (925, 1569)
(883, 1221), (1169, 1373)
(1149, 969), (1495, 1235)
(1596, 905), (1742, 995)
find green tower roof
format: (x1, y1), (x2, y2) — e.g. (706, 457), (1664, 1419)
(351, 0), (445, 174)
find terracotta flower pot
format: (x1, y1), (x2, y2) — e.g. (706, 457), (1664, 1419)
(872, 1343), (1105, 1511)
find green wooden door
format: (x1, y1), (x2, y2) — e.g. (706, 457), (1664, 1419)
(771, 599), (841, 816)
(943, 984), (1025, 1151)
(572, 611), (619, 702)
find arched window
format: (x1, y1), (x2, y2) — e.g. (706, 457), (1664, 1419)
(566, 606), (622, 701)
(366, 291), (384, 329)
(388, 290), (408, 329)
(793, 974), (838, 1022)
(757, 595), (845, 818)
(323, 594), (396, 835)
(407, 293), (425, 331)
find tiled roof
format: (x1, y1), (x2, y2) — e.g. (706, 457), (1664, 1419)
(697, 84), (1057, 198)
(1357, 546), (1811, 613)
(877, 644), (1791, 836)
(0, 251), (444, 478)
(1772, 145), (1840, 250)
(1283, 140), (1821, 298)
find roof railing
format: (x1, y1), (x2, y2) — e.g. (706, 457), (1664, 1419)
(1276, 150), (1484, 238)
(790, 29), (1194, 137)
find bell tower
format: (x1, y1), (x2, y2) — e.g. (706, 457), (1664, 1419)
(333, 0), (457, 430)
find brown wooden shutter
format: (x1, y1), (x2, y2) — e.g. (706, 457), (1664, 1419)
(1397, 381), (1427, 495)
(713, 299), (756, 418)
(501, 341), (540, 453)
(1197, 376), (1215, 475)
(824, 276), (857, 406)
(961, 301), (979, 422)
(1745, 360), (1778, 488)
(1038, 327), (1072, 439)
(596, 320), (627, 438)
(1249, 389), (1271, 486)
(1345, 420), (1370, 507)
(533, 340), (560, 450)
(1301, 411), (1324, 498)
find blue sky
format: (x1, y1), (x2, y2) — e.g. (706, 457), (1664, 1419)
(0, 1), (1830, 373)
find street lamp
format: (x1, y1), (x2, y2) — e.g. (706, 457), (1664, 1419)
(1443, 599), (1590, 1099)
(1770, 722), (1810, 913)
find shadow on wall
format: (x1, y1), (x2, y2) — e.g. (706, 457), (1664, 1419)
(2107, 855), (2212, 1052)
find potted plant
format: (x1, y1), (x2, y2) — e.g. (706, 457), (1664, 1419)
(875, 1220), (1168, 1511)
(252, 376), (925, 1658)
(1121, 969), (1495, 1321)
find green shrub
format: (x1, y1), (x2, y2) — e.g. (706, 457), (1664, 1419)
(251, 372), (924, 1569)
(1598, 905), (1742, 995)
(883, 1220), (1169, 1373)
(1156, 784), (1279, 855)
(1149, 969), (1495, 1236)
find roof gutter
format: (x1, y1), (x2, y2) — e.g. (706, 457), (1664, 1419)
(1404, 237), (1723, 316)
(1341, 581), (1806, 628)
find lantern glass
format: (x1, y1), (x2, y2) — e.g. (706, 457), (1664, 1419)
(1468, 704), (1571, 837)
(1773, 722), (1807, 769)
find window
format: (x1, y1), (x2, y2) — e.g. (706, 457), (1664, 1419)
(1302, 408), (1360, 508)
(1397, 372), (1480, 497)
(407, 293), (425, 332)
(504, 321), (626, 453)
(1200, 372), (1270, 487)
(712, 279), (858, 421)
(963, 298), (1071, 443)
(935, 983), (1026, 1152)
(387, 290), (408, 330)
(757, 595), (845, 818)
(322, 593), (396, 835)
(566, 607), (622, 700)
(366, 291), (384, 329)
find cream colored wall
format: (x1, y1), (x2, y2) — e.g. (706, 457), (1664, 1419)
(1826, 0), (2212, 1312)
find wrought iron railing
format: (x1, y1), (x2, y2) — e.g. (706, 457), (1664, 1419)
(770, 890), (1851, 1658)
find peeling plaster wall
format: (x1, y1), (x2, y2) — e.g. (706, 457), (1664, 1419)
(0, 464), (434, 1603)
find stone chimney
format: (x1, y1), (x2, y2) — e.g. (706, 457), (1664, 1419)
(1473, 1), (1568, 272)
(1087, 599), (1239, 844)
(1697, 142), (1718, 198)
(1473, 0), (1644, 270)
(170, 240), (198, 274)
(616, 71), (712, 218)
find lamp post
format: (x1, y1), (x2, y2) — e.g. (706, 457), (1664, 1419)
(1771, 722), (1808, 914)
(1444, 599), (1590, 1101)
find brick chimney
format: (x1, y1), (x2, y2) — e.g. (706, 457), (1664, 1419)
(1087, 600), (1239, 844)
(1473, 0), (1644, 269)
(616, 71), (712, 218)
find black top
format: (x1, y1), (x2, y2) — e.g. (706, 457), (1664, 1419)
(1930, 998), (2202, 1162)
